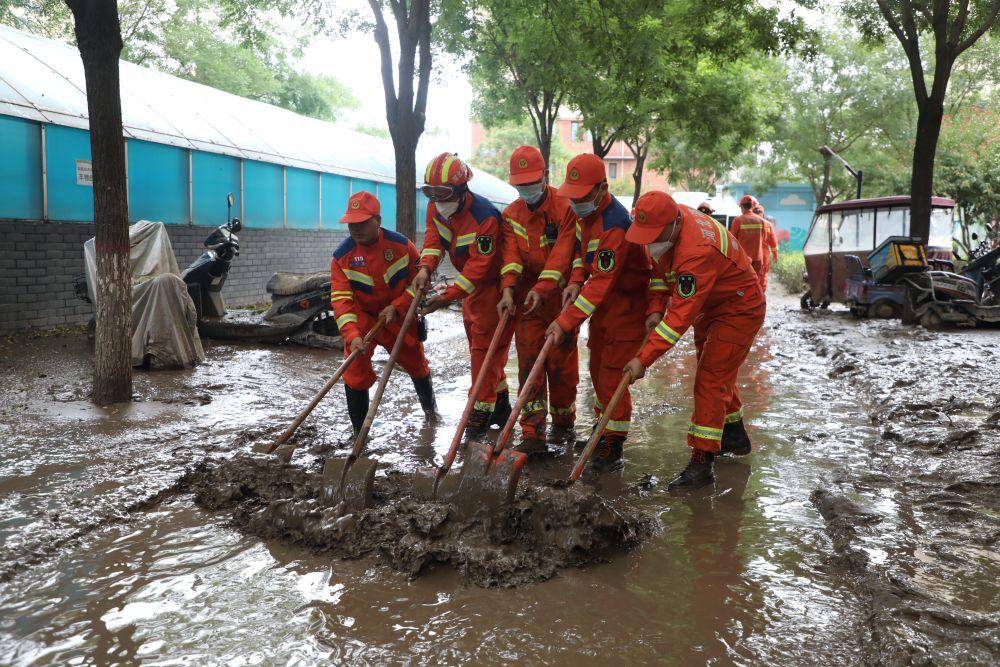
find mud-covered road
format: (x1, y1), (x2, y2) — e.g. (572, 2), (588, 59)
(0, 292), (997, 665)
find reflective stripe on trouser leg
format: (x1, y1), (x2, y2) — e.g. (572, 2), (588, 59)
(689, 323), (754, 452)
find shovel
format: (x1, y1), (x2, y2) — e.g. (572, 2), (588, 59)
(320, 287), (425, 511)
(412, 309), (512, 500)
(561, 370), (633, 486)
(268, 317), (387, 463)
(455, 332), (558, 506)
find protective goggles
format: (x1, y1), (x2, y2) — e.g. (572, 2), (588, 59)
(421, 184), (457, 201)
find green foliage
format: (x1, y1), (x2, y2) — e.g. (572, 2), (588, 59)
(771, 251), (808, 294)
(471, 120), (573, 183)
(355, 124), (391, 139)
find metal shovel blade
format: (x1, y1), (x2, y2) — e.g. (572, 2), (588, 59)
(273, 443), (297, 464)
(320, 456), (377, 511)
(411, 465), (462, 501)
(453, 443), (527, 508)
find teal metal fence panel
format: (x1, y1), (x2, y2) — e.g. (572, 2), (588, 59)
(193, 151), (241, 226)
(0, 115), (41, 220)
(127, 139), (188, 224)
(321, 173), (350, 228)
(286, 167), (318, 229)
(244, 160), (283, 228)
(45, 124), (93, 222)
(379, 184), (397, 232)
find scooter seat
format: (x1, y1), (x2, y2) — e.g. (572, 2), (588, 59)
(266, 272), (330, 296)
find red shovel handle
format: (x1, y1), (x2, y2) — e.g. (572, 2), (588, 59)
(440, 309), (512, 473)
(568, 370), (632, 482)
(493, 333), (557, 456)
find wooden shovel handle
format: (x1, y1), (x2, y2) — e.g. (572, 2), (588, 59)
(347, 286), (426, 459)
(493, 333), (557, 456)
(568, 370), (632, 482)
(270, 316), (387, 450)
(440, 309), (512, 473)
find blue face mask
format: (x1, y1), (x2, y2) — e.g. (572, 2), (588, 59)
(571, 189), (602, 218)
(516, 183), (546, 206)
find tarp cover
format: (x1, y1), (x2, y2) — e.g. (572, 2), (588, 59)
(84, 221), (205, 369)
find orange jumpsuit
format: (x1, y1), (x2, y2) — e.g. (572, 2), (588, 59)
(730, 211), (766, 279)
(330, 228), (430, 390)
(500, 185), (579, 440)
(419, 192), (514, 413)
(555, 194), (651, 440)
(760, 219), (779, 291)
(639, 206), (765, 453)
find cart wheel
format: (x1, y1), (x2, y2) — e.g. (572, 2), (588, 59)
(869, 299), (901, 319)
(800, 291), (814, 310)
(921, 309), (943, 330)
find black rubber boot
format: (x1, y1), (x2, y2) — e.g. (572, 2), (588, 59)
(588, 435), (625, 472)
(344, 386), (370, 435)
(667, 449), (716, 491)
(488, 390), (511, 428)
(574, 423), (598, 451)
(720, 419), (752, 456)
(412, 374), (438, 418)
(514, 435), (549, 456)
(547, 424), (576, 447)
(465, 409), (491, 439)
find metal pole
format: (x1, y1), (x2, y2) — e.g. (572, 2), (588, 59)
(188, 149), (194, 225)
(240, 160), (245, 226)
(282, 166), (287, 228)
(856, 170), (863, 200)
(40, 123), (48, 222)
(318, 171), (323, 228)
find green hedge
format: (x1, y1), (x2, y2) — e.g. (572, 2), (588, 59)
(771, 250), (808, 293)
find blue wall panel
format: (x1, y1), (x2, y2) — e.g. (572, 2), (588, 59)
(377, 184), (397, 232)
(193, 152), (241, 226)
(286, 167), (318, 229)
(46, 124), (93, 222)
(321, 173), (350, 228)
(416, 191), (430, 232)
(127, 140), (188, 224)
(244, 160), (283, 228)
(352, 179), (377, 197)
(0, 116), (42, 220)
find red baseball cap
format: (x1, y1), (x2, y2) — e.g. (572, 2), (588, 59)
(509, 145), (545, 185)
(739, 194), (758, 208)
(340, 190), (380, 224)
(626, 191), (680, 244)
(557, 153), (606, 198)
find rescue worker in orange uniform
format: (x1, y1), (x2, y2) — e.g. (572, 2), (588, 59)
(622, 191), (766, 490)
(544, 153), (652, 472)
(730, 195), (766, 280)
(330, 191), (436, 434)
(752, 202), (779, 292)
(697, 202), (715, 216)
(496, 146), (579, 453)
(414, 153), (514, 435)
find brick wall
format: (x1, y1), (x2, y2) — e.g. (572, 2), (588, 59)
(0, 221), (436, 334)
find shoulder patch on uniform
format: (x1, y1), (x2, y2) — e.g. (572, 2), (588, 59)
(677, 273), (696, 298)
(333, 237), (357, 260)
(596, 249), (615, 272)
(601, 198), (632, 232)
(381, 228), (409, 245)
(468, 193), (502, 225)
(476, 234), (494, 255)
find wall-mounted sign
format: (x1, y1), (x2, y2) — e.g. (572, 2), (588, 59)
(76, 159), (93, 186)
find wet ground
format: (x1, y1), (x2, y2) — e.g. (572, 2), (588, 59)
(0, 291), (997, 664)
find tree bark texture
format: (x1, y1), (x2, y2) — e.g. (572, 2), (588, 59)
(66, 0), (133, 405)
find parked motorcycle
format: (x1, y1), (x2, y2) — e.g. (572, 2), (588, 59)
(183, 193), (343, 349)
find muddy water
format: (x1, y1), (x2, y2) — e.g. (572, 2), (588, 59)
(1, 294), (996, 664)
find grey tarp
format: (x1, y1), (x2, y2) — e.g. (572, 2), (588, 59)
(84, 221), (205, 369)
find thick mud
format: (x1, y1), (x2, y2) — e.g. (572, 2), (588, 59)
(184, 455), (655, 588)
(2, 292), (998, 664)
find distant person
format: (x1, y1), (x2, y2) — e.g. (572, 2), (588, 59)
(623, 192), (765, 490)
(497, 146), (579, 453)
(414, 153), (514, 436)
(731, 195), (766, 280)
(752, 203), (779, 292)
(330, 191), (436, 435)
(697, 202), (714, 216)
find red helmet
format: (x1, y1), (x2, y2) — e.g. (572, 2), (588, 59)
(739, 194), (758, 209)
(422, 152), (473, 200)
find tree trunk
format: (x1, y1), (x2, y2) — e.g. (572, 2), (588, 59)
(537, 123), (553, 170)
(908, 95), (945, 244)
(631, 149), (646, 201)
(394, 132), (418, 239)
(67, 0), (132, 406)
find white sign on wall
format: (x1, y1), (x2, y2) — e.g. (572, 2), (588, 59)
(76, 159), (93, 186)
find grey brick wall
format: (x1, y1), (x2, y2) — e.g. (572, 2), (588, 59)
(0, 221), (434, 334)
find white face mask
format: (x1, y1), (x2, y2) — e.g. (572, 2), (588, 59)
(516, 183), (546, 206)
(648, 241), (674, 261)
(436, 200), (460, 219)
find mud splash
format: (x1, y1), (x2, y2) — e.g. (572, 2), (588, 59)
(186, 455), (657, 588)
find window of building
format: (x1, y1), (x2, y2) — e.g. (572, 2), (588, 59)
(608, 162), (617, 179)
(570, 121), (579, 141)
